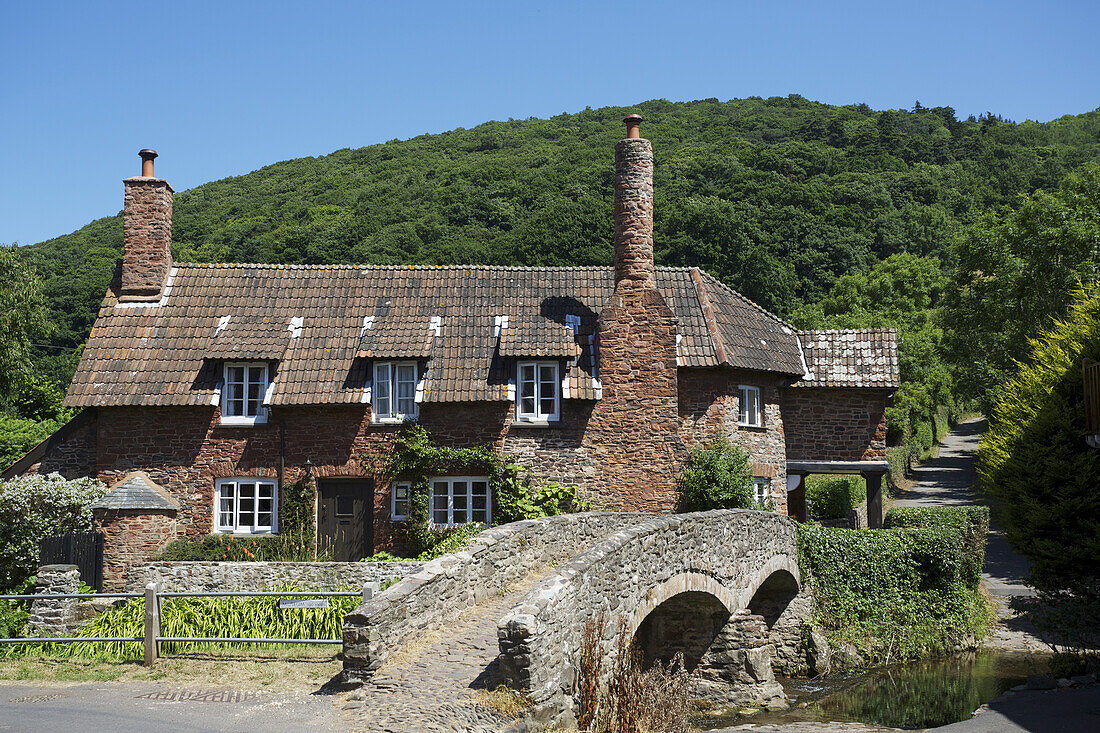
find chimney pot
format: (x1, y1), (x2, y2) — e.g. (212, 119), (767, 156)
(139, 149), (158, 177)
(623, 114), (643, 139)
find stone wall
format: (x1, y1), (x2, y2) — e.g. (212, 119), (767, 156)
(28, 564), (80, 636)
(679, 369), (789, 511)
(342, 512), (651, 681)
(11, 409), (97, 480)
(496, 510), (808, 726)
(95, 509), (179, 592)
(128, 560), (421, 593)
(781, 387), (889, 462)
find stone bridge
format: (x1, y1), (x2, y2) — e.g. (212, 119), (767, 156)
(342, 510), (811, 730)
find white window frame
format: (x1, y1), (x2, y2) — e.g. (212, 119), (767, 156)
(214, 478), (278, 535)
(753, 477), (770, 505)
(221, 362), (270, 426)
(516, 361), (560, 423)
(738, 384), (762, 428)
(391, 482), (411, 521)
(428, 476), (491, 527)
(372, 361), (419, 424)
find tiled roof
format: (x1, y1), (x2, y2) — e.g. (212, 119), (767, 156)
(65, 263), (812, 408)
(90, 472), (180, 511)
(796, 329), (900, 388)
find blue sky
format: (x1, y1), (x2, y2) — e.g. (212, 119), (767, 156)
(2, 0), (1098, 246)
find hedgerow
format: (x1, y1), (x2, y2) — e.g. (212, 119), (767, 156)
(798, 511), (994, 662)
(884, 505), (989, 588)
(0, 473), (108, 590)
(805, 475), (865, 521)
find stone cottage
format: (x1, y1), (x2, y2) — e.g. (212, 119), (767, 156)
(5, 116), (898, 590)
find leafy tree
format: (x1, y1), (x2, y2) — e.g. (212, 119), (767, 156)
(0, 247), (52, 404)
(678, 436), (754, 511)
(947, 163), (1100, 412)
(978, 288), (1100, 598)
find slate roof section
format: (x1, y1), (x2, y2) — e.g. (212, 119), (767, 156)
(796, 329), (900, 389)
(65, 263), (818, 408)
(91, 472), (180, 511)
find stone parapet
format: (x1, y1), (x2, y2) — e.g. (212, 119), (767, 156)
(342, 512), (651, 682)
(126, 560), (422, 593)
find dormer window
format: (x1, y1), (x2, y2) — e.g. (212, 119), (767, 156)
(374, 361), (418, 423)
(221, 363), (270, 425)
(517, 361), (560, 423)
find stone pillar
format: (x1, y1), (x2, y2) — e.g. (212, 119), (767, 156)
(693, 610), (786, 708)
(120, 150), (174, 301)
(28, 564), (80, 637)
(863, 471), (884, 529)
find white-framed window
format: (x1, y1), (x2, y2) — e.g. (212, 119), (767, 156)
(391, 482), (411, 521)
(373, 361), (418, 423)
(753, 477), (770, 506)
(738, 385), (762, 428)
(517, 361), (560, 422)
(215, 478), (277, 534)
(429, 476), (490, 526)
(221, 362), (270, 425)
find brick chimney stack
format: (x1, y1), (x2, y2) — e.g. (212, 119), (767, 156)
(613, 114), (655, 289)
(119, 149), (174, 301)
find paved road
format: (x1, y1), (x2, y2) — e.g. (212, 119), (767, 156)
(893, 418), (1033, 599)
(0, 682), (350, 732)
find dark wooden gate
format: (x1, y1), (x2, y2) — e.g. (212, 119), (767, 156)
(317, 478), (374, 561)
(39, 531), (104, 591)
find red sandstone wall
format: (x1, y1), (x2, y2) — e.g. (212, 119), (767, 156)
(780, 388), (889, 462)
(95, 509), (178, 592)
(678, 369), (788, 511)
(23, 410), (98, 479)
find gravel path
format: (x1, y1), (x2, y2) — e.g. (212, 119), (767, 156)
(341, 573), (546, 732)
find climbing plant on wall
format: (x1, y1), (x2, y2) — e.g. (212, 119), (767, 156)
(379, 425), (589, 556)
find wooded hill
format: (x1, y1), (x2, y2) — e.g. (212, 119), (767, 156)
(23, 96), (1100, 360)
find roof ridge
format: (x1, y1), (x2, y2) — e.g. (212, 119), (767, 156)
(172, 262), (704, 273)
(798, 327), (899, 335)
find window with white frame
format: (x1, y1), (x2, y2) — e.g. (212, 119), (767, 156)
(430, 477), (490, 526)
(738, 385), (762, 427)
(373, 361), (418, 422)
(391, 482), (411, 521)
(516, 361), (560, 422)
(221, 363), (270, 425)
(215, 478), (277, 534)
(752, 477), (770, 506)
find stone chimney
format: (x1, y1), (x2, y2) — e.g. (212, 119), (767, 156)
(588, 115), (684, 513)
(119, 149), (174, 301)
(613, 114), (655, 289)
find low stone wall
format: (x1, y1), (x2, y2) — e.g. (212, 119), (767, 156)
(817, 501), (868, 530)
(496, 509), (808, 726)
(127, 561), (423, 593)
(28, 564), (80, 636)
(342, 512), (652, 682)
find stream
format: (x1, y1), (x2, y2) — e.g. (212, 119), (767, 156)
(698, 651), (1049, 730)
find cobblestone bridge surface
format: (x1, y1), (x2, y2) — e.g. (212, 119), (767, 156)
(342, 571), (547, 732)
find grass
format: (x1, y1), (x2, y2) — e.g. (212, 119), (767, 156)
(0, 647), (341, 689)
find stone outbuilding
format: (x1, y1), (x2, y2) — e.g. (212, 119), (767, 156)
(91, 472), (180, 590)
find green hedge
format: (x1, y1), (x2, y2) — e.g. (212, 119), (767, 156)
(798, 513), (993, 661)
(884, 505), (989, 589)
(805, 475), (865, 520)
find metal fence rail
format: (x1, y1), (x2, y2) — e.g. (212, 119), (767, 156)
(0, 582), (379, 664)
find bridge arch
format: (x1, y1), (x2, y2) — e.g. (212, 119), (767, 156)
(496, 509), (809, 725)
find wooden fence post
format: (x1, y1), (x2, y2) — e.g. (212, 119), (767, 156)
(144, 581), (161, 666)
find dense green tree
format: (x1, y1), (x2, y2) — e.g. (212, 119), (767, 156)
(946, 163), (1100, 412)
(0, 247), (52, 405)
(978, 288), (1100, 598)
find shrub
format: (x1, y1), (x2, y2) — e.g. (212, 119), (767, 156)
(678, 436), (754, 511)
(805, 475), (865, 520)
(0, 576), (35, 638)
(153, 531), (326, 562)
(798, 522), (994, 662)
(0, 473), (108, 589)
(884, 506), (989, 588)
(978, 288), (1100, 598)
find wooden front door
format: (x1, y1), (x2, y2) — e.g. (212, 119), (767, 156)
(317, 478), (373, 561)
